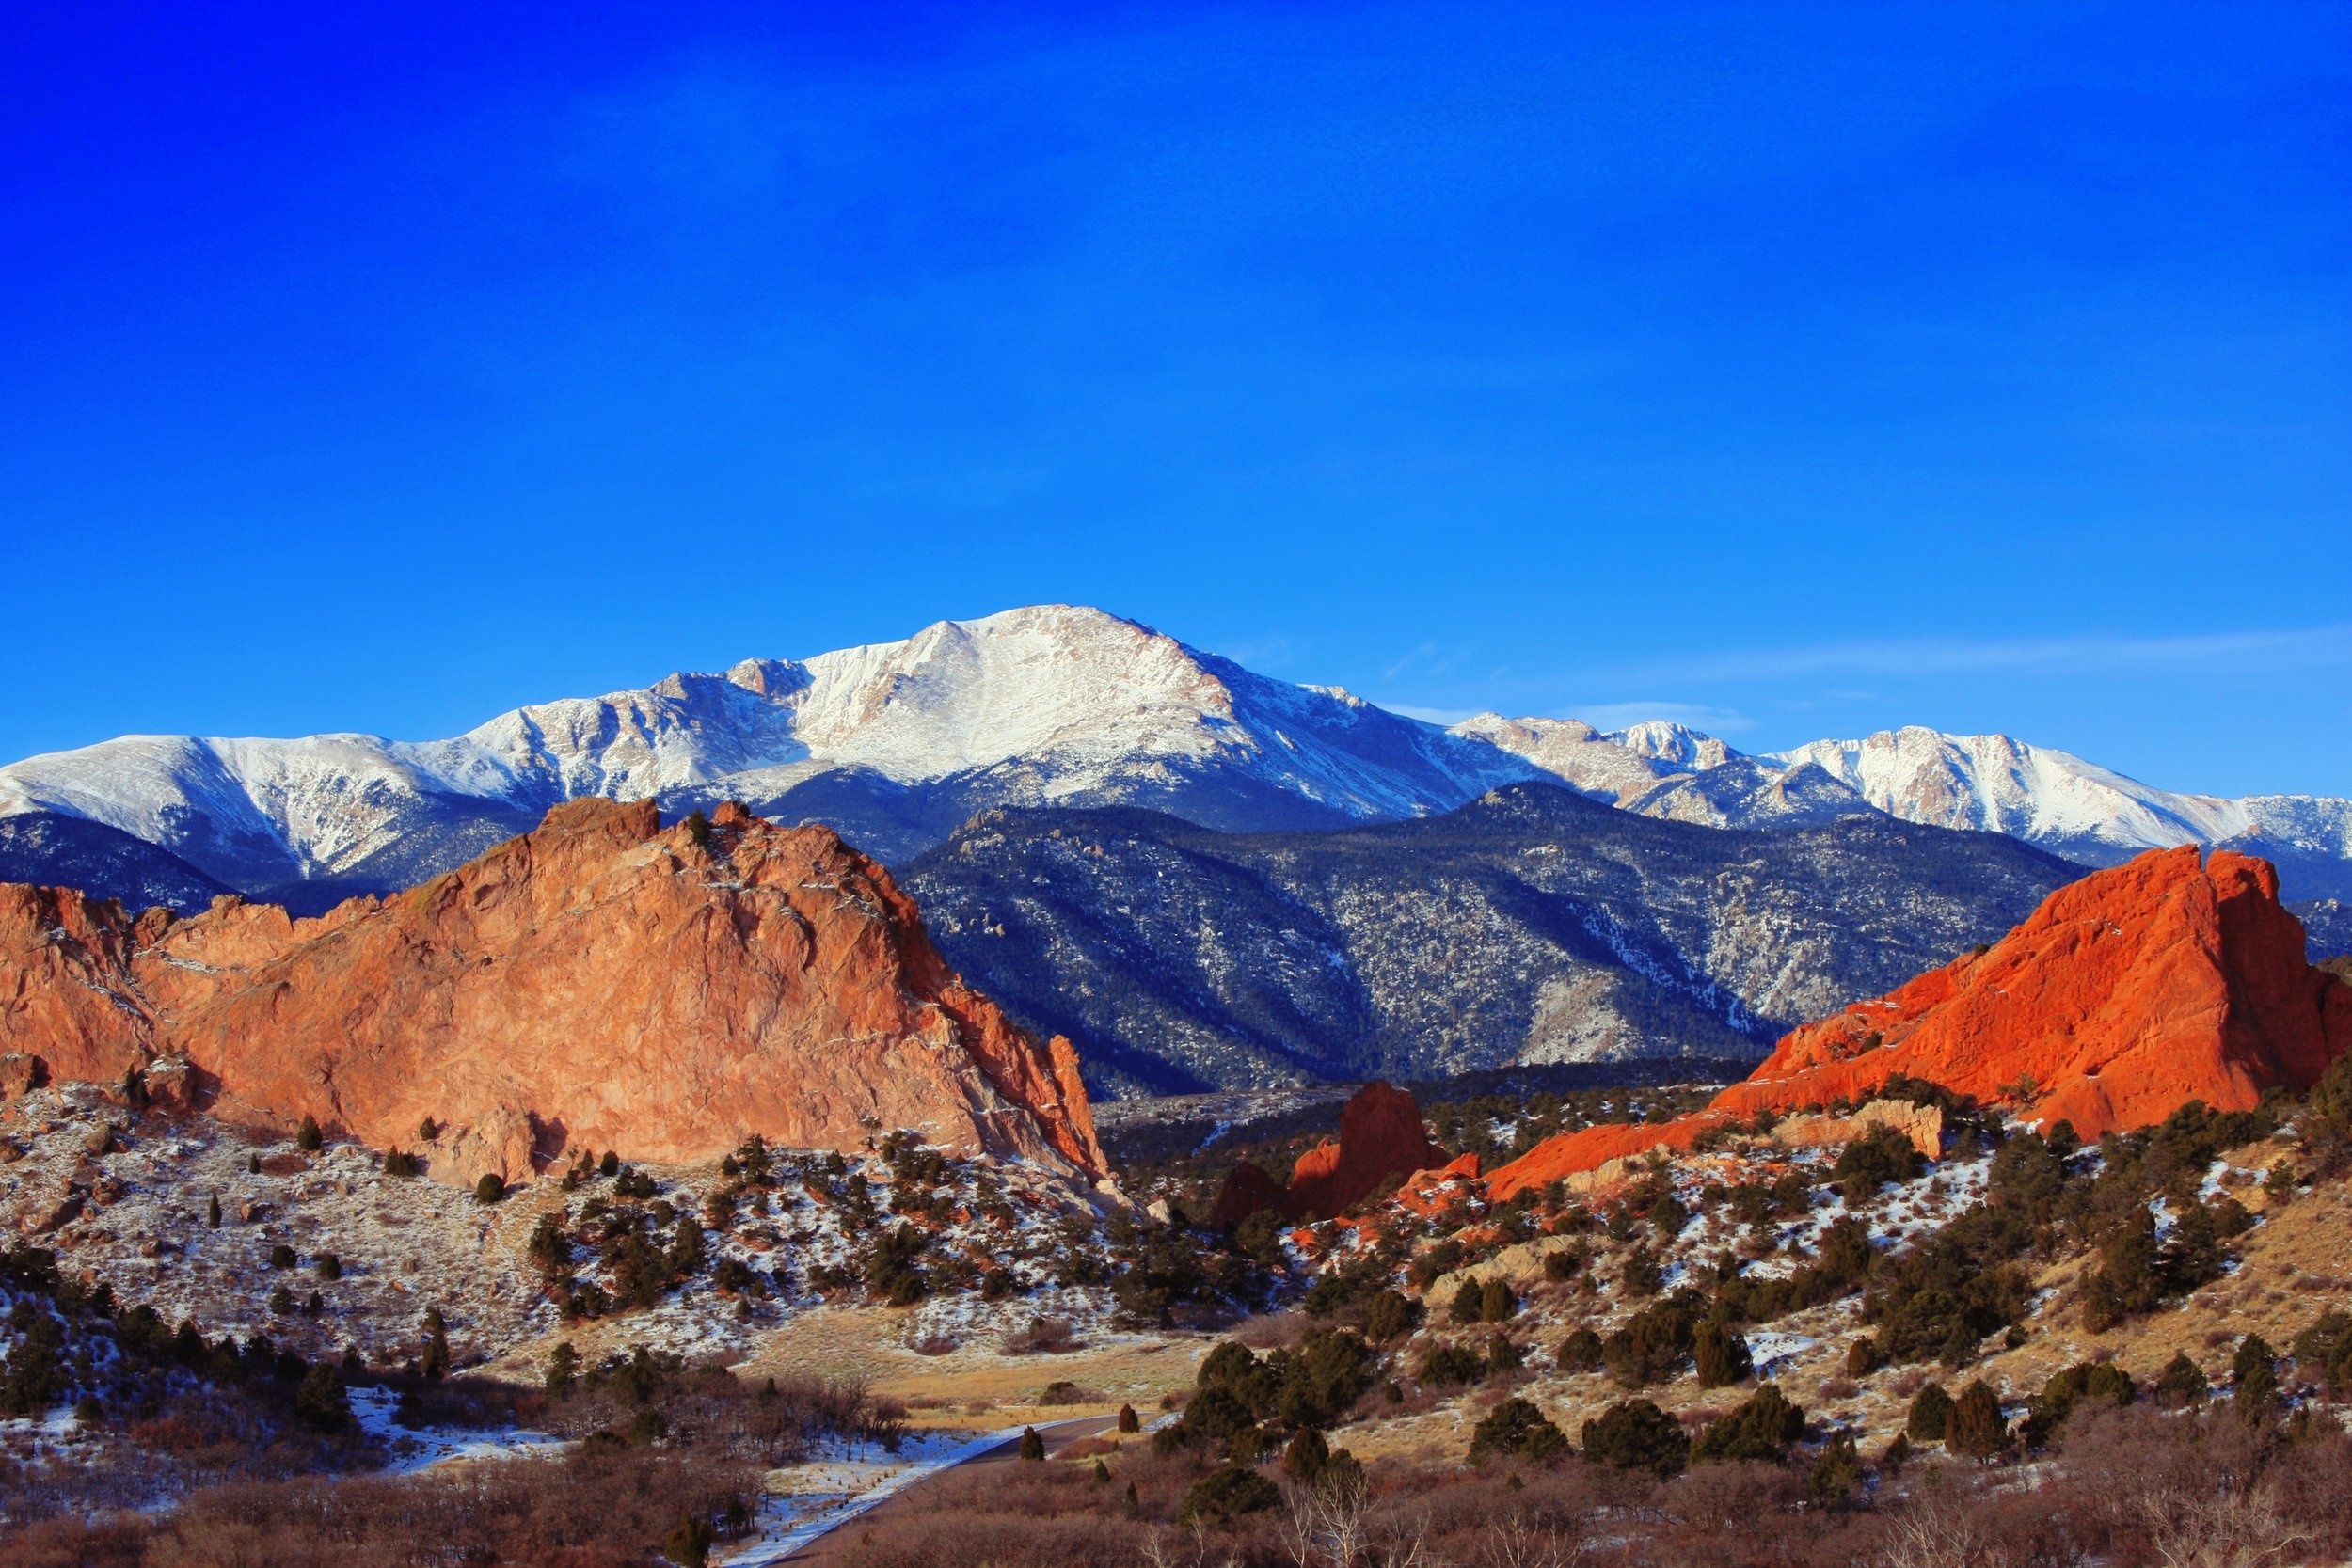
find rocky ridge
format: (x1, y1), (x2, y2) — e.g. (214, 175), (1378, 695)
(0, 799), (1104, 1186)
(1484, 847), (2352, 1198)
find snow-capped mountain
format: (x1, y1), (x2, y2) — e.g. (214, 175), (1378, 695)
(3, 602), (2347, 915)
(1769, 726), (2352, 898)
(0, 606), (1536, 907)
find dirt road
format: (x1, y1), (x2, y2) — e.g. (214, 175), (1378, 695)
(762, 1413), (1120, 1565)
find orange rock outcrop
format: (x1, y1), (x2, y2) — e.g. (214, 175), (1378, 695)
(1208, 1082), (1449, 1225)
(1487, 847), (2352, 1200)
(0, 799), (1105, 1186)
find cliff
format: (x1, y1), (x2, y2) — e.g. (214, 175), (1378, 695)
(1488, 847), (2352, 1199)
(0, 800), (1105, 1186)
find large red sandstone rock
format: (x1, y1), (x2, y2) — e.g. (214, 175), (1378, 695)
(1487, 847), (2352, 1200)
(0, 800), (1104, 1187)
(1209, 1082), (1450, 1225)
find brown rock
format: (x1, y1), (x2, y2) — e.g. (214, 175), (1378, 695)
(139, 1056), (199, 1114)
(0, 800), (1105, 1187)
(1209, 1083), (1451, 1226)
(0, 1053), (43, 1098)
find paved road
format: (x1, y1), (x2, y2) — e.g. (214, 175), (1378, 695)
(766, 1414), (1121, 1565)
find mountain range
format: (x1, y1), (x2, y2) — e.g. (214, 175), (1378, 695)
(898, 786), (2076, 1096)
(4, 605), (2347, 917)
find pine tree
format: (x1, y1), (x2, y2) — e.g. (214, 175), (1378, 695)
(1693, 1321), (1753, 1387)
(1117, 1402), (1141, 1433)
(295, 1115), (323, 1153)
(1907, 1382), (1954, 1441)
(1018, 1426), (1046, 1461)
(2154, 1352), (2210, 1408)
(1092, 1459), (1112, 1483)
(207, 1193), (222, 1228)
(1480, 1278), (1518, 1323)
(1947, 1381), (2006, 1459)
(421, 1307), (450, 1380)
(662, 1512), (713, 1568)
(545, 1339), (580, 1395)
(1451, 1279), (1485, 1323)
(1283, 1426), (1329, 1482)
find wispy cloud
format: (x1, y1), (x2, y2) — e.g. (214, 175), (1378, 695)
(1609, 626), (2352, 686)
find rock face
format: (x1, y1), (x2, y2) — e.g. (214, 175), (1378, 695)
(0, 800), (1104, 1186)
(1208, 1083), (1448, 1225)
(1486, 847), (2352, 1198)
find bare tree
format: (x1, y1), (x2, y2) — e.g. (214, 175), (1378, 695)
(1480, 1512), (1589, 1568)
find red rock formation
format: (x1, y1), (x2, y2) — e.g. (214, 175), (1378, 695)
(1487, 847), (2352, 1200)
(1208, 1082), (1450, 1225)
(0, 800), (1106, 1186)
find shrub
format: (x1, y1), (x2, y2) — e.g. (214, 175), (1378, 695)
(1947, 1381), (2006, 1459)
(1621, 1246), (1663, 1297)
(1846, 1337), (1882, 1378)
(1806, 1433), (1863, 1502)
(1418, 1342), (1486, 1387)
(1907, 1383), (1953, 1441)
(474, 1173), (506, 1205)
(207, 1193), (221, 1227)
(1581, 1398), (1688, 1477)
(1179, 1464), (1281, 1523)
(1017, 1426), (1045, 1461)
(418, 1117), (441, 1142)
(1117, 1403), (1140, 1433)
(1470, 1397), (1568, 1465)
(599, 1149), (620, 1177)
(1283, 1426), (1329, 1482)
(1557, 1328), (1604, 1373)
(545, 1340), (579, 1395)
(1543, 1248), (1582, 1283)
(1451, 1279), (1485, 1323)
(664, 1511), (713, 1568)
(1364, 1288), (1421, 1343)
(268, 1244), (297, 1270)
(1693, 1321), (1752, 1388)
(1480, 1278), (1519, 1323)
(2153, 1351), (2210, 1408)
(294, 1362), (349, 1432)
(1691, 1384), (1804, 1465)
(295, 1115), (323, 1153)
(315, 1253), (342, 1281)
(383, 1149), (420, 1178)
(1487, 1334), (1523, 1374)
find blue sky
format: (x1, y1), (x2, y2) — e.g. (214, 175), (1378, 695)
(2, 2), (2345, 797)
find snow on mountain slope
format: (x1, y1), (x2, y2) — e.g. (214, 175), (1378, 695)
(0, 606), (1537, 900)
(4, 604), (2346, 911)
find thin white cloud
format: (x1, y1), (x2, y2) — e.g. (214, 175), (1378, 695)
(1613, 625), (2352, 686)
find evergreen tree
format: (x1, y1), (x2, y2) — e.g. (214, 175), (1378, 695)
(1364, 1289), (1420, 1343)
(545, 1339), (580, 1395)
(662, 1512), (713, 1568)
(294, 1362), (349, 1431)
(1693, 1321), (1753, 1388)
(1479, 1278), (1518, 1323)
(207, 1193), (221, 1228)
(1558, 1328), (1604, 1373)
(2154, 1352), (2210, 1408)
(1806, 1434), (1863, 1502)
(1017, 1425), (1046, 1461)
(473, 1173), (506, 1205)
(1907, 1382), (1954, 1441)
(1283, 1426), (1329, 1483)
(1470, 1397), (1567, 1465)
(1117, 1402), (1141, 1433)
(295, 1115), (323, 1153)
(1947, 1381), (2006, 1459)
(421, 1307), (450, 1380)
(1691, 1384), (1804, 1465)
(1450, 1278), (1485, 1323)
(1580, 1399), (1689, 1476)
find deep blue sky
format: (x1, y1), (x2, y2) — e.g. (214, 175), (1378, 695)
(3, 2), (2345, 797)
